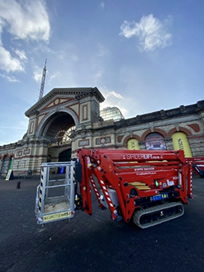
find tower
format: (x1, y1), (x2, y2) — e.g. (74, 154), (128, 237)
(38, 59), (47, 100)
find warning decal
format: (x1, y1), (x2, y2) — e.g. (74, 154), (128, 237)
(43, 211), (72, 222)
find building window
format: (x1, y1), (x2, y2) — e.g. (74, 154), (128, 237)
(29, 121), (34, 134)
(82, 105), (88, 120)
(100, 107), (124, 121)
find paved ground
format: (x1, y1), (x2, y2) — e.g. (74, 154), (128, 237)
(0, 176), (204, 272)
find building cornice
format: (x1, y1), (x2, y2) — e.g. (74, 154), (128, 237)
(25, 87), (105, 117)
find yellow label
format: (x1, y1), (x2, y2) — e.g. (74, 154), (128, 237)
(127, 139), (140, 150)
(43, 211), (72, 222)
(172, 132), (192, 158)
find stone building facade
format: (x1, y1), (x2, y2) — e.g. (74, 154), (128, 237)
(0, 87), (204, 177)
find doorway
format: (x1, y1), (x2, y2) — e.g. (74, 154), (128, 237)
(59, 149), (72, 162)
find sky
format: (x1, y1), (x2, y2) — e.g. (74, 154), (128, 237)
(0, 0), (203, 145)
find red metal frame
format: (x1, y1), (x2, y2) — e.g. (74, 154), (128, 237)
(78, 149), (192, 223)
(186, 157), (204, 177)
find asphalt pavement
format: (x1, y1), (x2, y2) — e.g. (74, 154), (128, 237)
(0, 176), (203, 272)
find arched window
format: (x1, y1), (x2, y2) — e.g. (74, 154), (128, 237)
(127, 139), (140, 150)
(145, 133), (166, 150)
(172, 132), (192, 158)
(1, 156), (9, 174)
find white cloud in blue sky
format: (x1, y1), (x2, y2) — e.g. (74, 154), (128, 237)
(120, 14), (172, 52)
(0, 73), (20, 83)
(0, 0), (203, 144)
(0, 0), (50, 73)
(100, 87), (128, 117)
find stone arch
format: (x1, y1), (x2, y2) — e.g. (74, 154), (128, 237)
(123, 135), (141, 149)
(123, 135), (140, 144)
(167, 127), (192, 137)
(141, 129), (166, 142)
(178, 127), (192, 136)
(36, 108), (78, 138)
(154, 128), (167, 138)
(2, 153), (9, 159)
(141, 129), (152, 142)
(167, 128), (177, 138)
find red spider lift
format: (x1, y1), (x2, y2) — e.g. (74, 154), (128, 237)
(76, 149), (192, 229)
(35, 149), (192, 229)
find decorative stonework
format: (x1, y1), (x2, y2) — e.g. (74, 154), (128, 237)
(29, 121), (35, 134)
(95, 136), (111, 145)
(188, 123), (200, 133)
(38, 114), (46, 126)
(69, 104), (79, 117)
(78, 139), (90, 147)
(0, 89), (203, 177)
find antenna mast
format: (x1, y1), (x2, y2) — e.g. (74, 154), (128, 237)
(38, 59), (47, 100)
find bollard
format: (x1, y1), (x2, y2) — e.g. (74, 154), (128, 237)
(16, 181), (21, 189)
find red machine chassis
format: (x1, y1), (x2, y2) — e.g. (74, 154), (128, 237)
(78, 149), (192, 224)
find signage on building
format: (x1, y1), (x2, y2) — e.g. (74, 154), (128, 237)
(24, 149), (30, 155)
(15, 148), (31, 158)
(48, 140), (71, 148)
(78, 139), (89, 147)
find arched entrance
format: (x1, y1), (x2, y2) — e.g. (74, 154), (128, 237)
(39, 112), (76, 162)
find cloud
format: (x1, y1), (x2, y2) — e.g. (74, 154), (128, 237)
(0, 47), (24, 72)
(33, 67), (42, 83)
(100, 87), (128, 117)
(108, 91), (124, 99)
(120, 14), (172, 52)
(0, 73), (20, 82)
(0, 0), (50, 41)
(48, 71), (62, 84)
(14, 49), (27, 61)
(0, 0), (50, 73)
